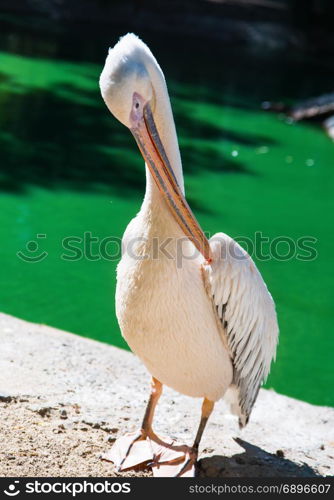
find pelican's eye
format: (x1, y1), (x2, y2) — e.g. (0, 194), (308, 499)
(130, 92), (146, 126)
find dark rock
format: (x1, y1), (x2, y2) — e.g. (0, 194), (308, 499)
(38, 407), (52, 418)
(0, 394), (14, 403)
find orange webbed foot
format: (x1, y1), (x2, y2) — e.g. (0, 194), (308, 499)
(102, 431), (196, 476)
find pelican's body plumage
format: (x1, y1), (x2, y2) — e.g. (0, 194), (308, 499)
(116, 194), (233, 402)
(100, 33), (279, 476)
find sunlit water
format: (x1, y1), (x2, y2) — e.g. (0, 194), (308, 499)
(0, 15), (333, 406)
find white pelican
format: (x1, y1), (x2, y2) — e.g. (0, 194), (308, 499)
(100, 33), (279, 477)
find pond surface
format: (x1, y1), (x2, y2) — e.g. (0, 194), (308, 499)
(0, 14), (333, 406)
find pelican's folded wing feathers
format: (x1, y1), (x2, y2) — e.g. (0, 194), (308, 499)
(202, 233), (279, 427)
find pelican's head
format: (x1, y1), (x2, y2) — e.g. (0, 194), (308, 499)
(99, 34), (156, 129)
(99, 34), (211, 262)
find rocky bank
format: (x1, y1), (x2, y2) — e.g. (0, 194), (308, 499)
(0, 313), (333, 477)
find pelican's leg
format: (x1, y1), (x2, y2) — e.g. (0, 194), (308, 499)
(118, 377), (163, 467)
(103, 377), (165, 470)
(141, 377), (163, 437)
(176, 398), (214, 477)
(104, 381), (212, 477)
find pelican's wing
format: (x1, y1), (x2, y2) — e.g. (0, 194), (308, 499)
(202, 233), (279, 427)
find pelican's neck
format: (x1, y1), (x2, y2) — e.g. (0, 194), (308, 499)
(142, 58), (184, 211)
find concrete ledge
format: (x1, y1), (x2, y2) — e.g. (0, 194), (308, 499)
(0, 313), (333, 477)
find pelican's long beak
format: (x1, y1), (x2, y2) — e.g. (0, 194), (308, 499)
(131, 103), (211, 262)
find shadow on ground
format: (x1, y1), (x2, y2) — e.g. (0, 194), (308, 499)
(198, 439), (318, 477)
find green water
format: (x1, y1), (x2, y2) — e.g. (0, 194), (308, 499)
(0, 16), (333, 406)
